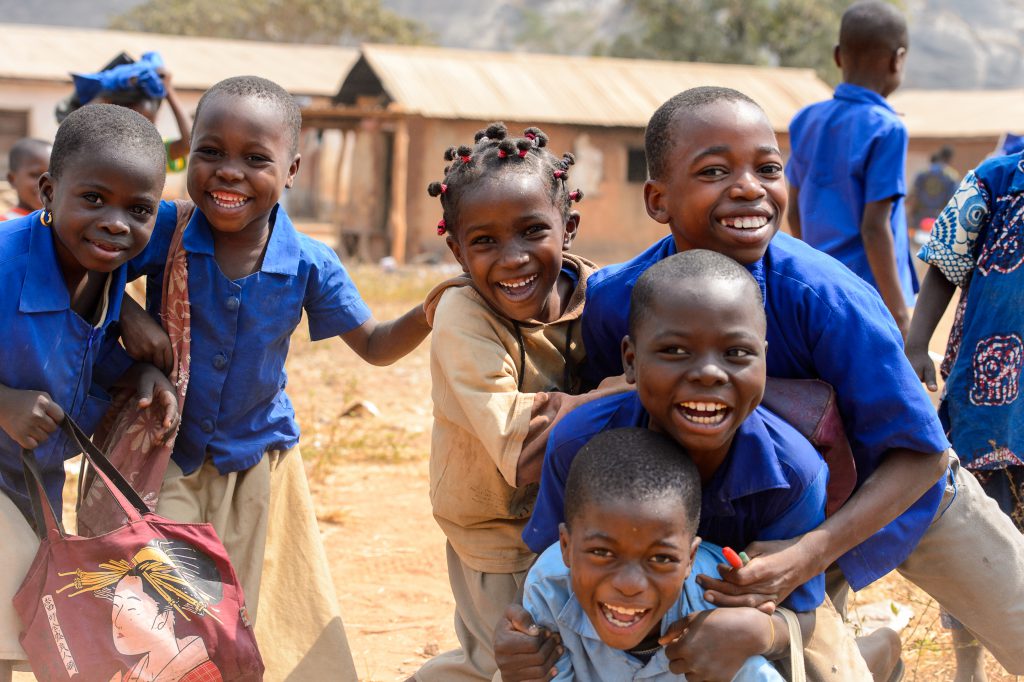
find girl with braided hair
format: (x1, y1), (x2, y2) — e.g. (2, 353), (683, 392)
(416, 123), (619, 682)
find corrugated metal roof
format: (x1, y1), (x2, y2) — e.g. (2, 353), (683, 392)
(342, 44), (833, 131)
(890, 89), (1024, 138)
(0, 23), (358, 96)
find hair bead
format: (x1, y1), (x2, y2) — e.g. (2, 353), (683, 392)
(437, 219), (447, 235)
(569, 189), (583, 202)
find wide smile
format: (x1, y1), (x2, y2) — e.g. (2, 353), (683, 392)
(716, 214), (775, 244)
(495, 273), (539, 303)
(676, 400), (732, 430)
(598, 601), (653, 633)
(208, 190), (250, 210)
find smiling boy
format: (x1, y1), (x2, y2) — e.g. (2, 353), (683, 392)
(524, 427), (783, 681)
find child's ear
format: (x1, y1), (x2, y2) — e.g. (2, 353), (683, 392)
(680, 535), (702, 581)
(643, 179), (671, 225)
(5, 171), (13, 186)
(621, 334), (638, 385)
(445, 235), (469, 274)
(833, 44), (842, 69)
(558, 523), (572, 567)
(891, 46), (907, 74)
(562, 210), (581, 250)
(284, 154), (302, 189)
(38, 172), (54, 209)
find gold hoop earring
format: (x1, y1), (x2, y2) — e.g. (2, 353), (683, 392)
(40, 209), (53, 227)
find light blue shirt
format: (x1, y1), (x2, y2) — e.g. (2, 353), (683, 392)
(524, 542), (784, 681)
(129, 202), (372, 475)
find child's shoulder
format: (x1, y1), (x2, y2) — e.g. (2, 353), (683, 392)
(0, 214), (34, 267)
(746, 404), (827, 489)
(553, 391), (644, 449)
(587, 236), (675, 302)
(975, 152), (1024, 196)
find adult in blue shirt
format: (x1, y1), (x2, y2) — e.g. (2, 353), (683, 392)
(786, 2), (917, 337)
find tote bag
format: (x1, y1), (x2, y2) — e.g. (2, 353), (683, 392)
(14, 416), (264, 682)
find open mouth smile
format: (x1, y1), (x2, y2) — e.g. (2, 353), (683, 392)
(495, 274), (538, 301)
(678, 401), (731, 426)
(719, 215), (771, 230)
(599, 602), (652, 629)
(209, 190), (250, 209)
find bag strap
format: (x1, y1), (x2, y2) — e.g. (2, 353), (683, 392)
(777, 607), (806, 682)
(23, 415), (150, 539)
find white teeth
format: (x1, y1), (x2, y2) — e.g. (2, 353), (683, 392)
(680, 401), (726, 412)
(499, 274), (537, 289)
(211, 192), (247, 208)
(600, 603), (648, 628)
(723, 216), (769, 229)
(679, 401), (728, 425)
(607, 605), (645, 615)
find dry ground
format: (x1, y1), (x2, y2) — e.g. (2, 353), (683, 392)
(26, 264), (1019, 682)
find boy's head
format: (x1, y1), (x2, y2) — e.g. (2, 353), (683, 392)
(835, 1), (908, 97)
(643, 87), (786, 266)
(622, 250), (767, 472)
(559, 428), (701, 651)
(188, 76), (302, 235)
(7, 138), (51, 211)
(40, 104), (166, 276)
(428, 123), (583, 323)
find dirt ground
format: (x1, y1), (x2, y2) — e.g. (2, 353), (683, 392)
(24, 264), (1019, 682)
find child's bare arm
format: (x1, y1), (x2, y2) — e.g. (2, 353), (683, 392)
(119, 296), (174, 374)
(340, 302), (430, 366)
(861, 198), (910, 338)
(905, 265), (957, 391)
(159, 68), (191, 162)
(0, 383), (64, 449)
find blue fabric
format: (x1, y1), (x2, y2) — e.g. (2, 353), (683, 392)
(0, 212), (134, 521)
(787, 83), (918, 305)
(919, 152), (1024, 470)
(128, 201), (372, 475)
(524, 542), (784, 681)
(579, 232), (950, 590)
(524, 394), (827, 611)
(72, 51), (166, 104)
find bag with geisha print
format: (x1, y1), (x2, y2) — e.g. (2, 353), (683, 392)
(14, 416), (264, 682)
(77, 200), (194, 537)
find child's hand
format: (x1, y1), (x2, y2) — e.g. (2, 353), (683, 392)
(493, 604), (561, 682)
(905, 344), (939, 392)
(133, 365), (179, 442)
(697, 537), (820, 611)
(0, 386), (64, 449)
(120, 297), (174, 375)
(660, 608), (773, 681)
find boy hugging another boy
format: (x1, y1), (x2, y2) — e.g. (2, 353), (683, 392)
(526, 427), (782, 681)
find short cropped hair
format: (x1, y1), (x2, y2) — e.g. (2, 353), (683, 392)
(49, 104), (166, 181)
(194, 76), (302, 154)
(9, 138), (51, 172)
(839, 1), (908, 56)
(645, 86), (760, 180)
(628, 249), (766, 337)
(564, 428), (701, 534)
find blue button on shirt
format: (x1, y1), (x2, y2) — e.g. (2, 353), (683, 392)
(0, 213), (134, 521)
(129, 202), (372, 475)
(579, 232), (950, 590)
(787, 83), (918, 305)
(524, 542), (784, 681)
(524, 394), (827, 611)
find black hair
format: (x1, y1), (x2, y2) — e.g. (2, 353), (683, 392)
(839, 1), (908, 57)
(122, 540), (224, 616)
(426, 122), (583, 237)
(49, 103), (166, 182)
(564, 428), (701, 533)
(628, 249), (766, 337)
(934, 145), (954, 164)
(8, 138), (51, 172)
(194, 75), (302, 155)
(645, 87), (761, 181)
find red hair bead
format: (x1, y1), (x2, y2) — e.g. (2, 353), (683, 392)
(437, 219), (447, 235)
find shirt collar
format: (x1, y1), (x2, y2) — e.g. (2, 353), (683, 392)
(19, 215), (127, 323)
(556, 594), (671, 678)
(833, 82), (896, 113)
(706, 408), (790, 516)
(183, 204), (301, 277)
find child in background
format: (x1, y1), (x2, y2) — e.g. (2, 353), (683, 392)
(414, 123), (599, 682)
(118, 76), (431, 680)
(3, 138), (51, 220)
(906, 151), (1024, 682)
(786, 1), (917, 337)
(0, 104), (177, 682)
(526, 428), (784, 681)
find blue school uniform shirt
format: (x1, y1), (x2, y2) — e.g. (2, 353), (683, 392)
(524, 395), (827, 611)
(524, 541), (784, 681)
(0, 212), (134, 521)
(919, 152), (1024, 470)
(128, 202), (372, 475)
(787, 83), (918, 305)
(579, 232), (950, 591)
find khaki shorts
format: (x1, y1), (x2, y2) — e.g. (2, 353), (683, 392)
(0, 492), (37, 662)
(158, 447), (358, 682)
(415, 542), (528, 682)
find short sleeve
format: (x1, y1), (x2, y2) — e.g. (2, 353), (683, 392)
(303, 244), (372, 340)
(784, 113), (808, 188)
(864, 123), (908, 203)
(523, 553), (575, 681)
(523, 430), (584, 553)
(917, 171), (989, 288)
(127, 200), (177, 282)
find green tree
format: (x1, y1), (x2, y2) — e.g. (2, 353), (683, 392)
(109, 0), (429, 45)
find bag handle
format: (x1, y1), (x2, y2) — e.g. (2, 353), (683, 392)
(777, 607), (806, 682)
(22, 415), (151, 539)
